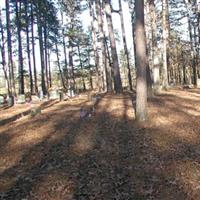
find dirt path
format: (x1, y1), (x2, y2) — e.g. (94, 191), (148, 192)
(0, 89), (200, 199)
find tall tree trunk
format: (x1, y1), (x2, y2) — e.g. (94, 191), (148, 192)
(184, 0), (197, 86)
(88, 0), (100, 91)
(0, 10), (11, 95)
(36, 2), (47, 95)
(87, 48), (93, 90)
(162, 0), (169, 89)
(118, 0), (133, 91)
(16, 0), (24, 94)
(69, 43), (76, 91)
(61, 12), (68, 89)
(105, 0), (122, 93)
(55, 40), (66, 89)
(25, 0), (33, 94)
(95, 0), (109, 92)
(77, 45), (86, 91)
(44, 23), (49, 90)
(129, 1), (137, 85)
(31, 2), (38, 94)
(47, 48), (52, 88)
(6, 0), (16, 96)
(149, 0), (160, 93)
(135, 0), (148, 121)
(104, 37), (114, 88)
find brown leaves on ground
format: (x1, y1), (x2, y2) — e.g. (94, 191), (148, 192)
(0, 89), (200, 199)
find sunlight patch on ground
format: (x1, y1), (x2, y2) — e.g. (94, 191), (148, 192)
(174, 161), (200, 199)
(29, 172), (75, 199)
(70, 125), (96, 156)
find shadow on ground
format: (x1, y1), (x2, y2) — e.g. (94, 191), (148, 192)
(0, 89), (200, 199)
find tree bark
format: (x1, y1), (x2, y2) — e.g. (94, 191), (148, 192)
(135, 0), (148, 121)
(69, 43), (76, 91)
(184, 0), (197, 86)
(31, 1), (38, 94)
(55, 40), (66, 89)
(118, 0), (133, 91)
(36, 1), (47, 95)
(6, 0), (16, 96)
(88, 0), (100, 91)
(162, 0), (169, 89)
(25, 0), (33, 94)
(61, 11), (69, 89)
(15, 0), (24, 94)
(149, 0), (160, 93)
(0, 9), (10, 95)
(77, 45), (86, 91)
(96, 0), (111, 92)
(105, 0), (122, 93)
(47, 48), (52, 88)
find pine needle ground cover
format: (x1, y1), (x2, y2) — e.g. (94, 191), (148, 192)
(0, 89), (200, 199)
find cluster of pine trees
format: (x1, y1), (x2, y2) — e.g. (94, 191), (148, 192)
(0, 0), (200, 121)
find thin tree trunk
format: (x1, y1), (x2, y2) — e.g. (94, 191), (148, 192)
(88, 0), (100, 91)
(184, 0), (197, 86)
(36, 1), (47, 95)
(44, 24), (49, 90)
(6, 0), (16, 96)
(149, 0), (160, 93)
(31, 2), (38, 94)
(0, 10), (10, 95)
(87, 48), (93, 90)
(61, 11), (68, 89)
(47, 48), (52, 88)
(77, 45), (86, 91)
(162, 0), (169, 89)
(118, 0), (133, 91)
(25, 0), (33, 94)
(16, 0), (24, 94)
(55, 40), (66, 89)
(69, 43), (76, 91)
(135, 0), (148, 121)
(129, 2), (137, 84)
(105, 0), (122, 93)
(95, 0), (108, 91)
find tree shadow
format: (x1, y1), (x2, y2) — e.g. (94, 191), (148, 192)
(0, 91), (200, 199)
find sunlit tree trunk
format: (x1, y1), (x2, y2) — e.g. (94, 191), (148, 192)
(118, 0), (133, 91)
(77, 45), (86, 91)
(61, 11), (68, 89)
(88, 0), (100, 91)
(55, 40), (66, 89)
(16, 0), (24, 94)
(184, 0), (197, 86)
(149, 0), (160, 93)
(162, 0), (169, 89)
(105, 0), (122, 93)
(87, 48), (93, 90)
(36, 1), (47, 95)
(69, 42), (76, 91)
(96, 0), (111, 92)
(129, 1), (137, 84)
(25, 0), (33, 94)
(6, 0), (16, 96)
(0, 9), (10, 95)
(135, 0), (148, 121)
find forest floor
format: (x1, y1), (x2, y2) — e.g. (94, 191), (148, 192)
(0, 88), (200, 200)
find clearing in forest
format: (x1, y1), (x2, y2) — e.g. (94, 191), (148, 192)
(0, 88), (200, 199)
